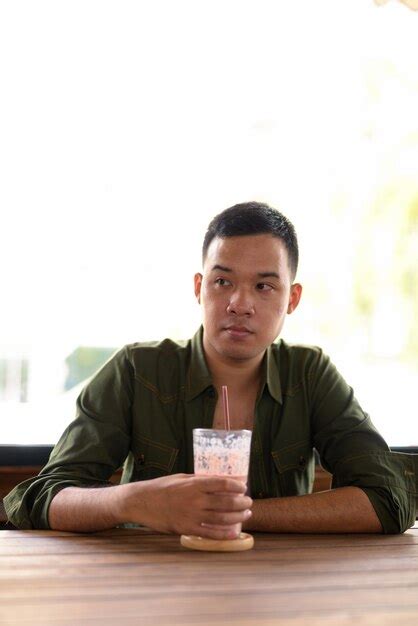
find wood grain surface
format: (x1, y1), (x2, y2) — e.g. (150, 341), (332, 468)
(1, 525), (417, 626)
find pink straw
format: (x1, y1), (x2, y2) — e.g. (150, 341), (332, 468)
(222, 385), (231, 430)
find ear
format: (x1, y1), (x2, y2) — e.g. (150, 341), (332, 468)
(194, 272), (203, 304)
(287, 283), (302, 314)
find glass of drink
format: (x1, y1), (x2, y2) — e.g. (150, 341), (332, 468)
(180, 428), (254, 552)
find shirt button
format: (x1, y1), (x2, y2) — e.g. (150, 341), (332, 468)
(208, 388), (215, 399)
(299, 456), (306, 468)
(137, 454), (145, 465)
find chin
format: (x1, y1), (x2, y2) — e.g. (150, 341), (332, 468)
(218, 344), (262, 362)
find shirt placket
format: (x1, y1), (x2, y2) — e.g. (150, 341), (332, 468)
(248, 411), (269, 499)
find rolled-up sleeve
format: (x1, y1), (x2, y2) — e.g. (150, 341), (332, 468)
(332, 451), (416, 534)
(310, 350), (417, 534)
(3, 346), (133, 530)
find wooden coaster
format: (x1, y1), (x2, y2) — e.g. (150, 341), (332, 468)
(180, 532), (254, 552)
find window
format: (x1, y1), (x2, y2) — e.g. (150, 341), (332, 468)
(1, 1), (417, 447)
(0, 358), (29, 403)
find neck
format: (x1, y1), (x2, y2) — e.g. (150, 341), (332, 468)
(204, 346), (264, 393)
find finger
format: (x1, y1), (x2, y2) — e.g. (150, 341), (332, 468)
(202, 509), (252, 526)
(200, 523), (243, 532)
(195, 475), (247, 494)
(205, 494), (253, 512)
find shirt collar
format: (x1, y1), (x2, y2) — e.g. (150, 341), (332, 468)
(263, 341), (283, 404)
(186, 327), (213, 401)
(186, 326), (283, 404)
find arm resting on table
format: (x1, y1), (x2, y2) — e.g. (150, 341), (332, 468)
(48, 474), (252, 539)
(48, 484), (133, 532)
(243, 486), (383, 534)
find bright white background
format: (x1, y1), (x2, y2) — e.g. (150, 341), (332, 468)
(1, 0), (417, 445)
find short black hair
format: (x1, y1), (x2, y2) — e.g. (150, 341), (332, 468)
(202, 201), (299, 279)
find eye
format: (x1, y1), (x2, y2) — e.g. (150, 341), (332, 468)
(256, 283), (273, 291)
(215, 278), (231, 286)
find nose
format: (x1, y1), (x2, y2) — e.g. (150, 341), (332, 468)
(226, 287), (255, 316)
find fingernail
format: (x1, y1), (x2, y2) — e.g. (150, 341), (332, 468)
(245, 509), (252, 517)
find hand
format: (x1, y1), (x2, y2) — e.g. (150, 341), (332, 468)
(121, 473), (253, 539)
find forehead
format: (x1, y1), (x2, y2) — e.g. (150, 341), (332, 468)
(204, 234), (290, 273)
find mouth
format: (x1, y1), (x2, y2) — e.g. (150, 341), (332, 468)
(224, 325), (254, 339)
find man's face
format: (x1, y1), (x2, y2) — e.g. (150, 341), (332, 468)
(194, 234), (302, 366)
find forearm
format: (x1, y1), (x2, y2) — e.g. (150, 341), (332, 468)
(48, 483), (134, 532)
(243, 487), (383, 534)
(48, 474), (252, 538)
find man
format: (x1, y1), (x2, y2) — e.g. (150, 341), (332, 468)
(4, 202), (416, 535)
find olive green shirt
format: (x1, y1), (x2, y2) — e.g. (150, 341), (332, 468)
(4, 327), (417, 533)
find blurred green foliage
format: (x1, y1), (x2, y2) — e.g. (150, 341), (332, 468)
(353, 187), (418, 362)
(64, 347), (116, 391)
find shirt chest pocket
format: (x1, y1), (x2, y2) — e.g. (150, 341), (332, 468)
(271, 441), (315, 496)
(133, 435), (179, 481)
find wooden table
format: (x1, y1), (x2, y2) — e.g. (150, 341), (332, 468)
(1, 526), (418, 626)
